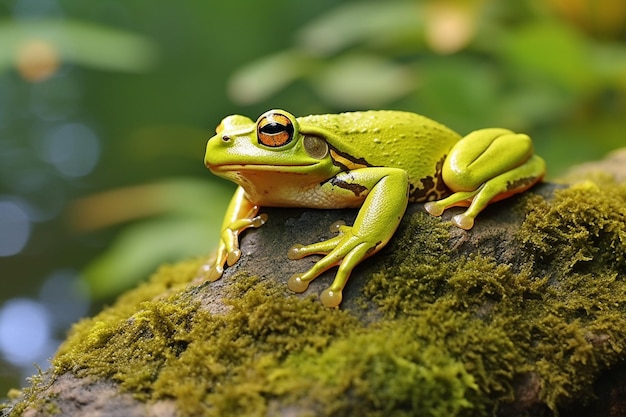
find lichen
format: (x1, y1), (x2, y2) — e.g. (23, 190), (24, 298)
(4, 181), (626, 417)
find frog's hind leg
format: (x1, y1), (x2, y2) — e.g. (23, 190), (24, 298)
(426, 155), (544, 229)
(424, 128), (546, 230)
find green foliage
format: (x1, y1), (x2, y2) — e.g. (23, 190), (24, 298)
(79, 179), (233, 299)
(229, 0), (626, 173)
(0, 18), (157, 74)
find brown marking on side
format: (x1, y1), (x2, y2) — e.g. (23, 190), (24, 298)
(507, 176), (541, 192)
(328, 177), (368, 197)
(329, 147), (372, 172)
(481, 175), (543, 204)
(409, 155), (451, 202)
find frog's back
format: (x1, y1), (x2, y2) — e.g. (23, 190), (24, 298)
(299, 111), (461, 201)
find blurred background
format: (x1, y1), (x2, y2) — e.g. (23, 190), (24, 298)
(1, 0), (625, 399)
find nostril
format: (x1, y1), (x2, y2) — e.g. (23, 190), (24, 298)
(222, 135), (231, 142)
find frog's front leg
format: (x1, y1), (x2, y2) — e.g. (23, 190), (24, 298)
(199, 186), (267, 281)
(424, 128), (546, 229)
(287, 168), (409, 307)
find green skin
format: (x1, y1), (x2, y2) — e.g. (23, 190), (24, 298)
(203, 109), (545, 307)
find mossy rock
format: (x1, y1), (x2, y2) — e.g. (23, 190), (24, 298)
(3, 178), (626, 417)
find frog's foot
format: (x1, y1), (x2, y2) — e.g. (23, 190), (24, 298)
(197, 213), (268, 282)
(424, 190), (480, 230)
(288, 273), (343, 307)
(197, 247), (242, 282)
(286, 223), (377, 308)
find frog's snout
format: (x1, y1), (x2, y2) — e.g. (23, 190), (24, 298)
(204, 135), (221, 168)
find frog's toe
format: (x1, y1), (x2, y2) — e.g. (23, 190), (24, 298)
(288, 273), (310, 293)
(226, 248), (241, 266)
(287, 244), (306, 260)
(320, 288), (342, 308)
(424, 201), (444, 216)
(452, 213), (474, 230)
(252, 213), (268, 227)
(329, 220), (347, 234)
(198, 263), (223, 282)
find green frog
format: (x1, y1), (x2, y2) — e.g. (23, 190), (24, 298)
(202, 109), (545, 307)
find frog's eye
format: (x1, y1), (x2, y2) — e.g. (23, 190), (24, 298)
(257, 113), (294, 147)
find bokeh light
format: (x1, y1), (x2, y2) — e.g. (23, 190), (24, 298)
(16, 39), (60, 83)
(41, 123), (100, 178)
(38, 270), (90, 329)
(0, 299), (52, 367)
(0, 200), (30, 257)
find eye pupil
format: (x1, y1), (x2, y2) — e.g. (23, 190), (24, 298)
(260, 122), (285, 135)
(257, 112), (295, 147)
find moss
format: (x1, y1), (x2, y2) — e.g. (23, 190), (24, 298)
(6, 181), (626, 416)
(1, 367), (53, 416)
(361, 181), (626, 411)
(519, 181), (626, 277)
(52, 269), (363, 417)
(516, 181), (626, 407)
(267, 321), (478, 417)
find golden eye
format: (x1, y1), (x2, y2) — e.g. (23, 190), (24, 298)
(257, 113), (294, 147)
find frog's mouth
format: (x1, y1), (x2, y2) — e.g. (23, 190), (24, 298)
(207, 162), (321, 173)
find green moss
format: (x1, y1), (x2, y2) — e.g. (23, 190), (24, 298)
(362, 181), (626, 411)
(516, 182), (626, 407)
(1, 367), (53, 416)
(267, 321), (478, 417)
(6, 181), (626, 416)
(519, 181), (626, 277)
(52, 268), (363, 416)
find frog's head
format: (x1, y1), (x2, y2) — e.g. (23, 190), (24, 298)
(205, 109), (335, 181)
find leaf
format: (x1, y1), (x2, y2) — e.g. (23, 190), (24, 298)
(78, 178), (233, 299)
(0, 18), (158, 74)
(69, 178), (234, 232)
(312, 54), (416, 108)
(227, 50), (310, 105)
(295, 1), (424, 56)
(501, 21), (595, 92)
(589, 42), (626, 88)
(82, 216), (219, 299)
